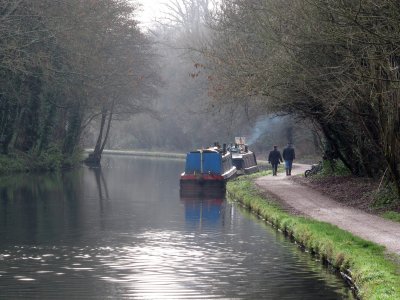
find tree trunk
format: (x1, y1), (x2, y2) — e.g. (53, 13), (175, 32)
(84, 109), (107, 166)
(84, 100), (115, 167)
(100, 100), (115, 153)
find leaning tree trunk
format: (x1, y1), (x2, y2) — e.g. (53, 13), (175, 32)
(84, 100), (115, 166)
(99, 100), (115, 155)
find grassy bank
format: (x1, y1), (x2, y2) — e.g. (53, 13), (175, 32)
(381, 211), (400, 223)
(227, 171), (400, 300)
(0, 149), (82, 175)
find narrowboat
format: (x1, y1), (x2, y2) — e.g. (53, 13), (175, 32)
(229, 137), (259, 175)
(180, 146), (237, 196)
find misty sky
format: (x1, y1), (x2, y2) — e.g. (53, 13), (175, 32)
(137, 0), (170, 26)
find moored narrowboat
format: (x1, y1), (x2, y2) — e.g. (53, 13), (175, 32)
(180, 146), (237, 196)
(229, 137), (259, 175)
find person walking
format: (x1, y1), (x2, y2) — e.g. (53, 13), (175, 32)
(283, 143), (296, 176)
(268, 145), (283, 176)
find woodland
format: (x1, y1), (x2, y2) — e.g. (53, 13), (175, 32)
(202, 0), (400, 196)
(0, 0), (159, 168)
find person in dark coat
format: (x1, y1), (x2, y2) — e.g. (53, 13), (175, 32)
(268, 145), (283, 176)
(283, 143), (296, 176)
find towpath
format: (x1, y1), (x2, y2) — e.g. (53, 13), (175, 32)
(254, 164), (400, 255)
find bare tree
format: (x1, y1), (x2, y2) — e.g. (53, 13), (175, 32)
(0, 0), (161, 170)
(203, 0), (400, 195)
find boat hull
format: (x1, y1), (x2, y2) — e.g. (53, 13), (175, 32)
(232, 151), (259, 175)
(180, 178), (226, 197)
(179, 170), (236, 197)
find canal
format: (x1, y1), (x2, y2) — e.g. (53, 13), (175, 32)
(0, 156), (354, 299)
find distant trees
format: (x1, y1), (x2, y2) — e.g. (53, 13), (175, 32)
(114, 0), (273, 152)
(0, 0), (159, 168)
(107, 0), (308, 155)
(204, 0), (400, 195)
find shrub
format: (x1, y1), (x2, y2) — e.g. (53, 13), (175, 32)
(381, 211), (400, 223)
(372, 183), (399, 209)
(321, 159), (351, 177)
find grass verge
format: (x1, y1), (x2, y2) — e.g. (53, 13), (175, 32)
(381, 212), (400, 223)
(227, 172), (400, 300)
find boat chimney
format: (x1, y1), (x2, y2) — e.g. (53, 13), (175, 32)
(223, 143), (227, 154)
(245, 145), (248, 152)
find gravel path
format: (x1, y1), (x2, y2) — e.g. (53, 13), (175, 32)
(254, 164), (400, 255)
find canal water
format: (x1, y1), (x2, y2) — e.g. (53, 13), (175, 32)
(0, 156), (354, 299)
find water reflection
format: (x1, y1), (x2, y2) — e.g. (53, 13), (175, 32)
(181, 197), (225, 229)
(0, 156), (354, 299)
(91, 166), (110, 204)
(0, 172), (84, 244)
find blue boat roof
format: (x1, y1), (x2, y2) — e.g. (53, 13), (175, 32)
(190, 148), (220, 154)
(185, 150), (222, 174)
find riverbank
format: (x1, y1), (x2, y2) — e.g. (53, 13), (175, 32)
(227, 170), (400, 300)
(0, 149), (186, 175)
(96, 149), (186, 159)
(0, 149), (82, 175)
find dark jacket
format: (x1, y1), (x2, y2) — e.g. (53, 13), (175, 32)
(268, 149), (283, 164)
(283, 147), (295, 161)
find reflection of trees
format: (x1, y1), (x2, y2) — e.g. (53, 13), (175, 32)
(0, 186), (9, 228)
(90, 167), (110, 212)
(0, 172), (83, 243)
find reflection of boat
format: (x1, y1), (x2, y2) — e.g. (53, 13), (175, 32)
(229, 137), (259, 175)
(180, 197), (224, 226)
(180, 146), (237, 196)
